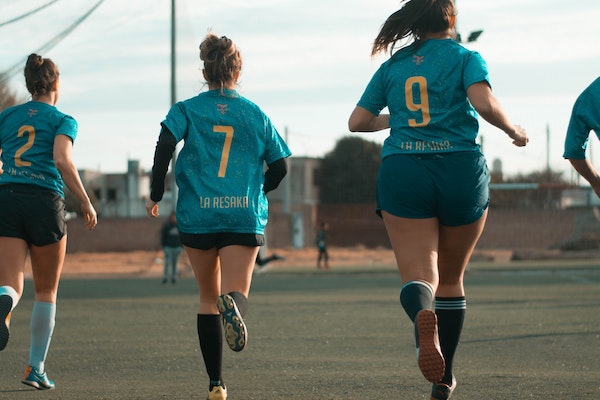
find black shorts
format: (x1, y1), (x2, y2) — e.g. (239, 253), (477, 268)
(179, 232), (265, 250)
(0, 184), (67, 246)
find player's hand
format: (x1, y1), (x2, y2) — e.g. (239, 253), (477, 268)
(510, 125), (528, 147)
(81, 201), (97, 230)
(146, 199), (159, 217)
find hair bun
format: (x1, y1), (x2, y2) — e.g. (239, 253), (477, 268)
(26, 53), (44, 69)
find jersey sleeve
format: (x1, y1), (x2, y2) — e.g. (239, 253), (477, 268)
(563, 94), (595, 159)
(564, 78), (600, 159)
(161, 102), (188, 142)
(263, 115), (291, 165)
(356, 65), (387, 116)
(463, 51), (490, 90)
(56, 115), (78, 143)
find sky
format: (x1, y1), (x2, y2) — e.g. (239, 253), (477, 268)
(1, 0), (599, 179)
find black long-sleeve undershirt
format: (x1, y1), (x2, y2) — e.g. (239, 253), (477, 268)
(150, 125), (177, 202)
(264, 158), (287, 194)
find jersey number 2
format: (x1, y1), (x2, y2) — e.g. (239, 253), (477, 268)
(214, 125), (233, 177)
(405, 76), (431, 127)
(15, 125), (35, 167)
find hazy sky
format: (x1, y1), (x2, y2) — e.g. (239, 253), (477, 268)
(1, 0), (599, 178)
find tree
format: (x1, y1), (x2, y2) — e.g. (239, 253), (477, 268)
(318, 136), (382, 203)
(0, 77), (24, 112)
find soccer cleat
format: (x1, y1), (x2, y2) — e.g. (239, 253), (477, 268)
(21, 366), (55, 390)
(207, 384), (227, 400)
(217, 294), (247, 352)
(416, 309), (445, 383)
(0, 295), (12, 351)
(431, 375), (457, 400)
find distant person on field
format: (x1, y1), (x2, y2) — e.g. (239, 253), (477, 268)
(161, 212), (182, 284)
(563, 76), (600, 195)
(255, 249), (284, 268)
(253, 231), (284, 274)
(145, 32), (291, 400)
(0, 54), (97, 390)
(348, 1), (527, 399)
(316, 222), (330, 269)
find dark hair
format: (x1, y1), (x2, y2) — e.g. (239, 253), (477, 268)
(24, 53), (59, 97)
(372, 0), (456, 56)
(199, 32), (242, 89)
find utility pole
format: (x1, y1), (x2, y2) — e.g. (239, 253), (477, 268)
(283, 126), (291, 214)
(546, 124), (551, 173)
(170, 0), (176, 107)
(170, 0), (178, 212)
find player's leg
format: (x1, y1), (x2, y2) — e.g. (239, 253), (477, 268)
(218, 245), (259, 352)
(162, 247), (171, 283)
(172, 247), (182, 283)
(23, 237), (66, 390)
(381, 212), (444, 383)
(185, 245), (226, 397)
(433, 151), (489, 395)
(0, 237), (29, 351)
(434, 210), (487, 392)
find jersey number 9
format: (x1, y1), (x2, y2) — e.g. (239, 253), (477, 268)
(405, 76), (431, 127)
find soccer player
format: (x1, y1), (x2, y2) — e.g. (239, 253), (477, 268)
(0, 54), (97, 390)
(146, 33), (291, 400)
(563, 76), (600, 194)
(348, 1), (527, 399)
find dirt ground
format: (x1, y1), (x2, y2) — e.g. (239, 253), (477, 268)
(28, 247), (398, 279)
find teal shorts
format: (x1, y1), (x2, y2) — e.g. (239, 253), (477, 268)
(376, 151), (490, 226)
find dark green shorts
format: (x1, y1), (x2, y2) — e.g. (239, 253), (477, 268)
(376, 151), (490, 226)
(0, 184), (67, 246)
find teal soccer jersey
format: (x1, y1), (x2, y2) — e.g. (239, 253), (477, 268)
(563, 77), (600, 159)
(0, 101), (77, 197)
(162, 89), (291, 235)
(357, 39), (489, 159)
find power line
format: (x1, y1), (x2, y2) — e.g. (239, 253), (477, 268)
(0, 0), (61, 28)
(0, 0), (105, 86)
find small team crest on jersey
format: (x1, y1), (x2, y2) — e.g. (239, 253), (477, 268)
(28, 109), (38, 118)
(412, 55), (425, 65)
(217, 103), (228, 115)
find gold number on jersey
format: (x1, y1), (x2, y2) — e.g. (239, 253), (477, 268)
(405, 76), (431, 127)
(15, 125), (35, 167)
(214, 125), (234, 177)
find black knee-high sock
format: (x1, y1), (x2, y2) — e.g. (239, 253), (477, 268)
(435, 297), (466, 385)
(228, 291), (248, 317)
(400, 281), (434, 322)
(197, 314), (223, 384)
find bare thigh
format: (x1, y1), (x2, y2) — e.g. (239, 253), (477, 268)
(29, 236), (67, 303)
(0, 237), (29, 296)
(185, 245), (259, 314)
(437, 209), (488, 297)
(381, 211), (440, 288)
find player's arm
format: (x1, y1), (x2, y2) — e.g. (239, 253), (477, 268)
(53, 134), (97, 230)
(147, 125), (177, 216)
(348, 106), (390, 132)
(467, 81), (527, 147)
(568, 158), (600, 198)
(264, 158), (287, 194)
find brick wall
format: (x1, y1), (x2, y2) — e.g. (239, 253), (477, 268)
(65, 206), (599, 253)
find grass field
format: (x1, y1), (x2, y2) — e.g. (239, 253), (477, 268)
(1, 263), (599, 399)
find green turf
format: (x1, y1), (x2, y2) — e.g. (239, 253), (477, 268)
(1, 266), (599, 399)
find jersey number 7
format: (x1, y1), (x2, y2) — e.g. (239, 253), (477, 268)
(213, 125), (234, 177)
